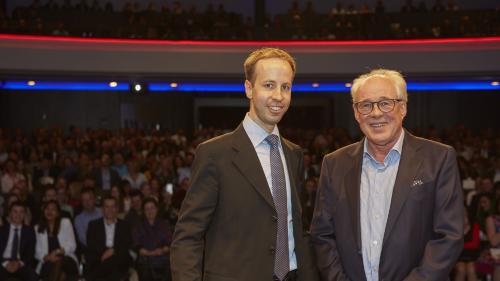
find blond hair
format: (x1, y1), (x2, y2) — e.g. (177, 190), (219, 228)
(244, 47), (296, 83)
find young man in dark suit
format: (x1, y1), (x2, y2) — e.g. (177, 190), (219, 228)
(171, 48), (319, 281)
(85, 196), (132, 281)
(0, 202), (37, 281)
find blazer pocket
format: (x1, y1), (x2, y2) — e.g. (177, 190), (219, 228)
(409, 180), (434, 201)
(204, 271), (238, 281)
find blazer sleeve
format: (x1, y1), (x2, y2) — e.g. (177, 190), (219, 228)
(22, 226), (36, 267)
(85, 220), (101, 268)
(34, 225), (46, 262)
(170, 143), (219, 281)
(404, 147), (464, 281)
(310, 157), (352, 281)
(59, 218), (77, 256)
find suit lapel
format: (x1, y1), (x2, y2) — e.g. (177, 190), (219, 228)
(382, 132), (423, 245)
(281, 138), (302, 217)
(345, 140), (364, 251)
(231, 124), (276, 210)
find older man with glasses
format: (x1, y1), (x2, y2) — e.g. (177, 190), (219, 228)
(311, 69), (464, 281)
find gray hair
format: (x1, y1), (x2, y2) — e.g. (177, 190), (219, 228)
(350, 69), (408, 102)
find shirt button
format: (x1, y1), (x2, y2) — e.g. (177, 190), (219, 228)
(374, 214), (380, 219)
(373, 240), (378, 246)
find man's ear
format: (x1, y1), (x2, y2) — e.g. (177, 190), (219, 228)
(245, 80), (252, 99)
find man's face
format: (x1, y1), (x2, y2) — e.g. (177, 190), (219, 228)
(131, 196), (142, 212)
(101, 154), (111, 167)
(245, 58), (293, 133)
(81, 192), (96, 211)
(102, 199), (118, 221)
(44, 189), (58, 202)
(9, 205), (26, 225)
(353, 77), (406, 150)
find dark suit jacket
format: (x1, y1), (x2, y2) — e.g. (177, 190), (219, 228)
(0, 223), (36, 267)
(85, 218), (132, 270)
(310, 131), (464, 281)
(92, 168), (121, 190)
(171, 124), (319, 281)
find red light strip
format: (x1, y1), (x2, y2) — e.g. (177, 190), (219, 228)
(1, 34), (500, 46)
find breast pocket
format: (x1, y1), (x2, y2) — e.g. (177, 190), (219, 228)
(408, 180), (434, 201)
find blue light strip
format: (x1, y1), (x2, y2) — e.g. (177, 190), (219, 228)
(149, 81), (500, 92)
(0, 81), (498, 92)
(0, 81), (129, 91)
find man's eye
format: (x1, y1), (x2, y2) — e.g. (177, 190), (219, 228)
(360, 102), (372, 109)
(264, 83), (274, 89)
(379, 100), (391, 107)
(282, 85), (291, 91)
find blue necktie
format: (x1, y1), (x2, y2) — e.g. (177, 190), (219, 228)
(265, 134), (289, 281)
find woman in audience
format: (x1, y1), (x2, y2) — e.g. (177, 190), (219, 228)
(133, 197), (172, 281)
(35, 200), (79, 281)
(110, 184), (126, 218)
(455, 207), (480, 281)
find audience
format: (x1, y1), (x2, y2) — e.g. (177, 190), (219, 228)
(0, 1), (498, 40)
(0, 124), (498, 280)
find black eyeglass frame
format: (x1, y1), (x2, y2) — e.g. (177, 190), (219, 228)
(353, 99), (404, 115)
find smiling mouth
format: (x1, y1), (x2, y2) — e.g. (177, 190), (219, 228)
(370, 122), (387, 128)
(269, 105), (284, 113)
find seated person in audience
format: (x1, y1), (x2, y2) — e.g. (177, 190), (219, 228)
(35, 200), (79, 281)
(74, 188), (102, 248)
(0, 202), (37, 281)
(33, 157), (58, 188)
(124, 189), (143, 229)
(34, 185), (71, 224)
(92, 153), (121, 192)
(85, 196), (132, 281)
(486, 200), (500, 281)
(133, 198), (172, 281)
(455, 207), (480, 281)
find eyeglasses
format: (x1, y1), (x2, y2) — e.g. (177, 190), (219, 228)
(353, 99), (403, 115)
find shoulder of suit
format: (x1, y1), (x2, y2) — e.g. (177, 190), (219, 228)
(324, 140), (362, 160)
(281, 137), (302, 151)
(197, 130), (234, 150)
(408, 134), (455, 153)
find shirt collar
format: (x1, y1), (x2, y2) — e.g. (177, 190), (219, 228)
(363, 129), (405, 165)
(242, 113), (281, 148)
(104, 218), (117, 226)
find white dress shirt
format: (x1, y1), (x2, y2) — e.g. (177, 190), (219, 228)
(104, 220), (117, 248)
(242, 113), (297, 271)
(2, 224), (22, 267)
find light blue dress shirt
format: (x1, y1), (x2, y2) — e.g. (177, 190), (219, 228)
(242, 113), (297, 272)
(360, 131), (404, 281)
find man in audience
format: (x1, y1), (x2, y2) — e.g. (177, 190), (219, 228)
(0, 202), (37, 281)
(85, 196), (132, 281)
(74, 187), (102, 248)
(124, 189), (143, 228)
(93, 153), (121, 191)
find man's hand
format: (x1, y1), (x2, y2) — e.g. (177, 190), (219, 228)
(101, 248), (114, 261)
(139, 248), (151, 256)
(5, 261), (21, 273)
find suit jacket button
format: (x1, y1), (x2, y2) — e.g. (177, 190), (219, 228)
(269, 246), (275, 254)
